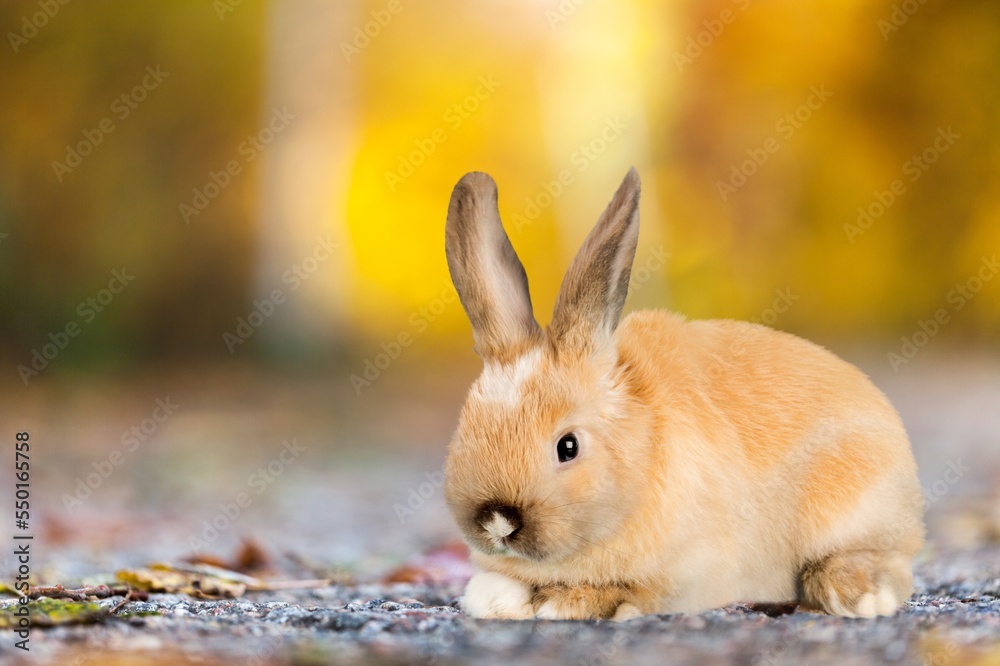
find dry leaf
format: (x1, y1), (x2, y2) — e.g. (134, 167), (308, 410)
(382, 541), (474, 585)
(116, 566), (245, 599)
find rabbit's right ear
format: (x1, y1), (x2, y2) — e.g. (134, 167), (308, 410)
(549, 167), (641, 353)
(446, 172), (542, 362)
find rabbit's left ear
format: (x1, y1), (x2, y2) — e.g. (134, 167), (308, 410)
(445, 172), (543, 362)
(549, 167), (641, 352)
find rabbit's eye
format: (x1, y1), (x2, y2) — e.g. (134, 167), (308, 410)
(556, 433), (579, 463)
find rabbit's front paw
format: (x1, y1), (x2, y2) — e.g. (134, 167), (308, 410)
(532, 584), (635, 620)
(460, 571), (534, 619)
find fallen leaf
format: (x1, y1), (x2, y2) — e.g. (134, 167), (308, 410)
(191, 576), (247, 599)
(382, 541), (474, 585)
(116, 566), (245, 599)
(117, 563), (328, 598)
(182, 552), (230, 569)
(234, 538), (271, 573)
(166, 562), (260, 584)
(184, 538), (272, 574)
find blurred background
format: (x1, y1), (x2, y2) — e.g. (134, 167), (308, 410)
(0, 0), (998, 577)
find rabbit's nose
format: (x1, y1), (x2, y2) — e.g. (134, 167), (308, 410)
(476, 503), (523, 541)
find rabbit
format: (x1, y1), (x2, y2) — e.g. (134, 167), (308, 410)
(442, 167), (924, 621)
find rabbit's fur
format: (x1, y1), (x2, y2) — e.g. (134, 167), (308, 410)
(443, 169), (924, 620)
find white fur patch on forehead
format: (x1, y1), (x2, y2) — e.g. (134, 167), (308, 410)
(473, 347), (543, 405)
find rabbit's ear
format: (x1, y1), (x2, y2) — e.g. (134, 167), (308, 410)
(446, 172), (542, 361)
(549, 167), (640, 352)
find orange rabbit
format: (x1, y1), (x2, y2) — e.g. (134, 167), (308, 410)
(443, 168), (924, 620)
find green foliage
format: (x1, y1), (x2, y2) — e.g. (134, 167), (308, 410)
(0, 598), (108, 628)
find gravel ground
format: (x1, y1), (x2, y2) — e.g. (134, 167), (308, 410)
(2, 542), (999, 665)
(1, 359), (998, 665)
